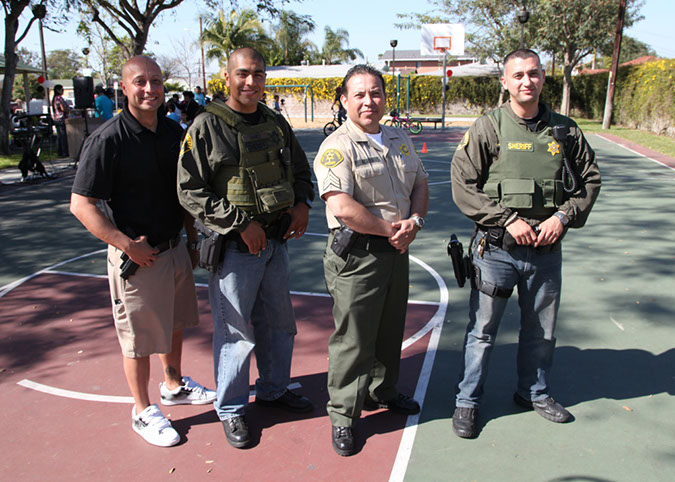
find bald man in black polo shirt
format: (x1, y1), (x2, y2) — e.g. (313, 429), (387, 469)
(70, 56), (215, 447)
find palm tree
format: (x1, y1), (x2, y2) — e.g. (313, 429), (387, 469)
(268, 11), (317, 66)
(200, 9), (267, 67)
(320, 27), (363, 65)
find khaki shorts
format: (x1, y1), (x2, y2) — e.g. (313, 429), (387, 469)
(107, 238), (199, 358)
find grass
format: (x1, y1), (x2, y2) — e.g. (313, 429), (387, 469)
(574, 119), (675, 158)
(0, 154), (22, 170)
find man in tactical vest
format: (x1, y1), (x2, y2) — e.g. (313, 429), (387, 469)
(450, 49), (601, 439)
(177, 48), (315, 449)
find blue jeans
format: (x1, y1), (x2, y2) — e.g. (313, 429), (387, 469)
(208, 239), (297, 420)
(456, 232), (562, 408)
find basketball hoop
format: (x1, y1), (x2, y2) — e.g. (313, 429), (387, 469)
(433, 36), (452, 54)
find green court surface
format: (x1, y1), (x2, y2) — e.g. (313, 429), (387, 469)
(1, 127), (673, 481)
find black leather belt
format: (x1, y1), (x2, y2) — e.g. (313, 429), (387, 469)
(155, 234), (181, 254)
(351, 234), (398, 253)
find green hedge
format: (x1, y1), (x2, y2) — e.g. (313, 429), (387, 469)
(209, 60), (675, 135)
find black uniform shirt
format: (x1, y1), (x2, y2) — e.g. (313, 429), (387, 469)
(72, 102), (184, 245)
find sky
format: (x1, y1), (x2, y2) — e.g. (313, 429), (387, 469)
(9, 0), (675, 74)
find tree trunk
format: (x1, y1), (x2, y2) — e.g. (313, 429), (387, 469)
(1, 15), (21, 155)
(560, 51), (574, 116)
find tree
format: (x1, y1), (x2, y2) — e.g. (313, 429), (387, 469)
(16, 47), (41, 67)
(397, 0), (524, 65)
(200, 8), (267, 67)
(600, 34), (655, 66)
(78, 19), (130, 85)
(396, 0), (526, 105)
(76, 0), (186, 58)
(268, 10), (317, 66)
(320, 27), (363, 65)
(398, 0), (644, 115)
(1, 0), (49, 154)
(166, 38), (201, 89)
(76, 0), (284, 58)
(532, 0), (643, 115)
(47, 49), (83, 79)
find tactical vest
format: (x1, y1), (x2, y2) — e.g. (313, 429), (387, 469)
(484, 107), (573, 219)
(206, 102), (294, 222)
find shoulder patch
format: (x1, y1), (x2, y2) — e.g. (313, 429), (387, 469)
(180, 133), (193, 157)
(458, 131), (469, 150)
(320, 148), (344, 168)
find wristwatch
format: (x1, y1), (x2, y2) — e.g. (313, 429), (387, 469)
(410, 215), (425, 230)
(553, 211), (570, 228)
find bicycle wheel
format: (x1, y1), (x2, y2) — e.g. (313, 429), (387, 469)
(409, 121), (423, 134)
(384, 119), (393, 126)
(323, 122), (338, 136)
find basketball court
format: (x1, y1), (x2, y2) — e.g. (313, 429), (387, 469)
(1, 126), (674, 481)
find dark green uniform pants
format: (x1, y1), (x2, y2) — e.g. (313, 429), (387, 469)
(323, 235), (410, 427)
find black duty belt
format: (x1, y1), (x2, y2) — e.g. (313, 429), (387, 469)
(350, 234), (398, 254)
(155, 234), (181, 254)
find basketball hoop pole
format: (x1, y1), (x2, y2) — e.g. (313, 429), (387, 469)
(441, 48), (447, 131)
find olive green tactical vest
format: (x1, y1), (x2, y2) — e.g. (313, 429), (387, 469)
(484, 107), (572, 219)
(206, 102), (294, 222)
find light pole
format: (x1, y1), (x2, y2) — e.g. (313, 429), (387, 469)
(31, 4), (48, 111)
(390, 39), (397, 115)
(517, 9), (530, 49)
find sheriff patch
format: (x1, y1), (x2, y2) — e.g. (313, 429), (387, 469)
(320, 148), (344, 168)
(547, 140), (561, 156)
(180, 133), (193, 156)
(400, 144), (410, 156)
(458, 132), (470, 150)
(507, 142), (534, 152)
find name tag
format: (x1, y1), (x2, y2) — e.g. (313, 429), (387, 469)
(507, 142), (534, 152)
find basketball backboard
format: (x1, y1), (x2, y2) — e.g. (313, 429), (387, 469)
(421, 24), (465, 56)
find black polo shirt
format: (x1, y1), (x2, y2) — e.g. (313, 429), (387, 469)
(72, 103), (184, 246)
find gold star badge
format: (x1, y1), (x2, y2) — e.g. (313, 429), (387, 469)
(320, 148), (344, 168)
(547, 140), (560, 156)
(400, 144), (410, 156)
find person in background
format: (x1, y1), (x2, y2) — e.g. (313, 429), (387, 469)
(194, 86), (206, 106)
(51, 84), (70, 157)
(95, 85), (114, 121)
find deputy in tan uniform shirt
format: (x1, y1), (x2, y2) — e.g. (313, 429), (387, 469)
(313, 64), (429, 457)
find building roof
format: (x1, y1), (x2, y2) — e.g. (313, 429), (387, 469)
(265, 64), (363, 79)
(0, 55), (45, 75)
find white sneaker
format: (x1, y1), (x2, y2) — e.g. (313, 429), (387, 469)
(132, 404), (180, 447)
(160, 376), (217, 406)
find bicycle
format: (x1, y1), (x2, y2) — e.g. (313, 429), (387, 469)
(383, 110), (423, 134)
(323, 107), (346, 136)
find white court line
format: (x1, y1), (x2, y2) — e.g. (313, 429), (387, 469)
(389, 256), (448, 482)
(12, 239), (450, 480)
(0, 249), (106, 299)
(17, 379), (301, 404)
(428, 180), (451, 186)
(594, 133), (675, 172)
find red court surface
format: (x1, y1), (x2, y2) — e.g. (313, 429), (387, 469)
(0, 271), (441, 481)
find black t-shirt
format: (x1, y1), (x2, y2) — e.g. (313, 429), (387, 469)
(72, 103), (184, 246)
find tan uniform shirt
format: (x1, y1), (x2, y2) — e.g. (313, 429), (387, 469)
(314, 119), (427, 230)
